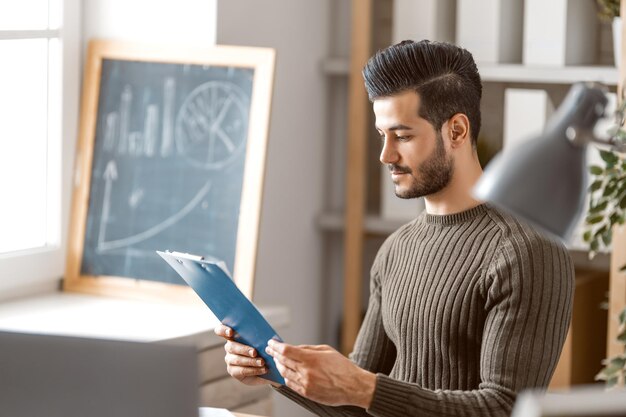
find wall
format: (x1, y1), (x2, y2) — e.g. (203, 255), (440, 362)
(217, 1), (328, 416)
(82, 0), (217, 47)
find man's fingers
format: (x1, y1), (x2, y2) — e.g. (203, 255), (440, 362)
(266, 345), (300, 370)
(275, 361), (302, 383)
(298, 344), (332, 351)
(214, 324), (234, 339)
(267, 340), (305, 361)
(227, 364), (268, 378)
(225, 353), (265, 367)
(225, 340), (258, 357)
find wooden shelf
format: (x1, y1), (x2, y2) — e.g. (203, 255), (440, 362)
(321, 57), (619, 86)
(479, 64), (619, 85)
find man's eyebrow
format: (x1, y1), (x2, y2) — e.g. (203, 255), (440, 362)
(375, 124), (413, 131)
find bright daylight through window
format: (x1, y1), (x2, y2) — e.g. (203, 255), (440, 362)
(0, 0), (61, 254)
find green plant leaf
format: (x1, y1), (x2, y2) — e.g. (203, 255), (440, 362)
(602, 228), (613, 246)
(596, 368), (609, 381)
(604, 182), (618, 197)
(619, 264), (626, 272)
(595, 370), (608, 381)
(591, 200), (609, 213)
(590, 165), (605, 175)
(595, 224), (608, 237)
(620, 308), (626, 325)
(610, 212), (623, 225)
(589, 180), (603, 192)
(586, 214), (604, 224)
(620, 194), (626, 210)
(611, 356), (626, 367)
(600, 150), (620, 166)
(583, 230), (593, 242)
(600, 357), (626, 380)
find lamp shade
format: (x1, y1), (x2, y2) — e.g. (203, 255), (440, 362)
(473, 83), (608, 240)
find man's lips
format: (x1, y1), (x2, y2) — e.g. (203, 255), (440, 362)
(389, 166), (411, 176)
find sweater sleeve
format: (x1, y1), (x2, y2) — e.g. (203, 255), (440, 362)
(274, 240), (396, 417)
(365, 233), (575, 417)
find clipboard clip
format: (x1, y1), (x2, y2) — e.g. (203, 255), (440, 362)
(165, 250), (205, 261)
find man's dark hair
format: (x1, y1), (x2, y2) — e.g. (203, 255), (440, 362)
(363, 39), (482, 146)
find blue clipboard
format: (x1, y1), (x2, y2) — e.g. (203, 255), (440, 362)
(157, 250), (285, 385)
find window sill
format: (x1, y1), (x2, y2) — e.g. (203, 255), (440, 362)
(0, 291), (290, 349)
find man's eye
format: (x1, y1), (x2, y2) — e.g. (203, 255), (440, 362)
(396, 136), (412, 142)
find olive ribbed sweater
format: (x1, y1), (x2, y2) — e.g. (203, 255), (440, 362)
(277, 204), (574, 417)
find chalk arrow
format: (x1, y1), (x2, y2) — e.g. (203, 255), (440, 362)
(98, 160), (118, 248)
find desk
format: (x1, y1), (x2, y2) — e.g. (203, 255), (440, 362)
(0, 292), (289, 416)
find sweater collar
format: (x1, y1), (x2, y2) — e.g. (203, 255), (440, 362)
(422, 203), (488, 225)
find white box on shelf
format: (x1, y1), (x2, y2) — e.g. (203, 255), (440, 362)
(523, 0), (597, 66)
(392, 0), (456, 43)
(456, 0), (523, 64)
(380, 165), (425, 221)
(503, 88), (554, 150)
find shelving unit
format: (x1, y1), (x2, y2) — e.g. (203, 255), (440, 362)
(323, 3), (620, 378)
(332, 0), (619, 353)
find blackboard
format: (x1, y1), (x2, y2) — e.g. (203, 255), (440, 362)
(65, 41), (275, 300)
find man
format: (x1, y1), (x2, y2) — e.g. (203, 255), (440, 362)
(215, 40), (574, 417)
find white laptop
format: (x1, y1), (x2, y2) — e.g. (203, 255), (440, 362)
(0, 330), (199, 417)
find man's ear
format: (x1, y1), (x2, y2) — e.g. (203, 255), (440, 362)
(447, 113), (470, 148)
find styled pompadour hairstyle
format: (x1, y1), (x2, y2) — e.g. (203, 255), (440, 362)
(362, 40), (483, 146)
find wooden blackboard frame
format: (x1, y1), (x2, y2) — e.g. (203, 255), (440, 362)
(64, 40), (275, 301)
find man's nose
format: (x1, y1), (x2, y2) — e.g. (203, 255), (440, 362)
(379, 138), (398, 165)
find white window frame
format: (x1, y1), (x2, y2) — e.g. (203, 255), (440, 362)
(0, 0), (80, 299)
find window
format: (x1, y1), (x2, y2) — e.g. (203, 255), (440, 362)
(0, 0), (79, 296)
(0, 1), (61, 254)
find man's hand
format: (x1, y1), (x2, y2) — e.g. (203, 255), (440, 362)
(266, 340), (376, 408)
(214, 324), (274, 386)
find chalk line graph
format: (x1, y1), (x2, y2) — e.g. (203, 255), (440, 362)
(95, 159), (213, 253)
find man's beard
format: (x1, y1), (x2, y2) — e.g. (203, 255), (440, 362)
(390, 133), (454, 199)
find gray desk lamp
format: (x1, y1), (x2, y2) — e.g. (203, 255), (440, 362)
(474, 82), (625, 240)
